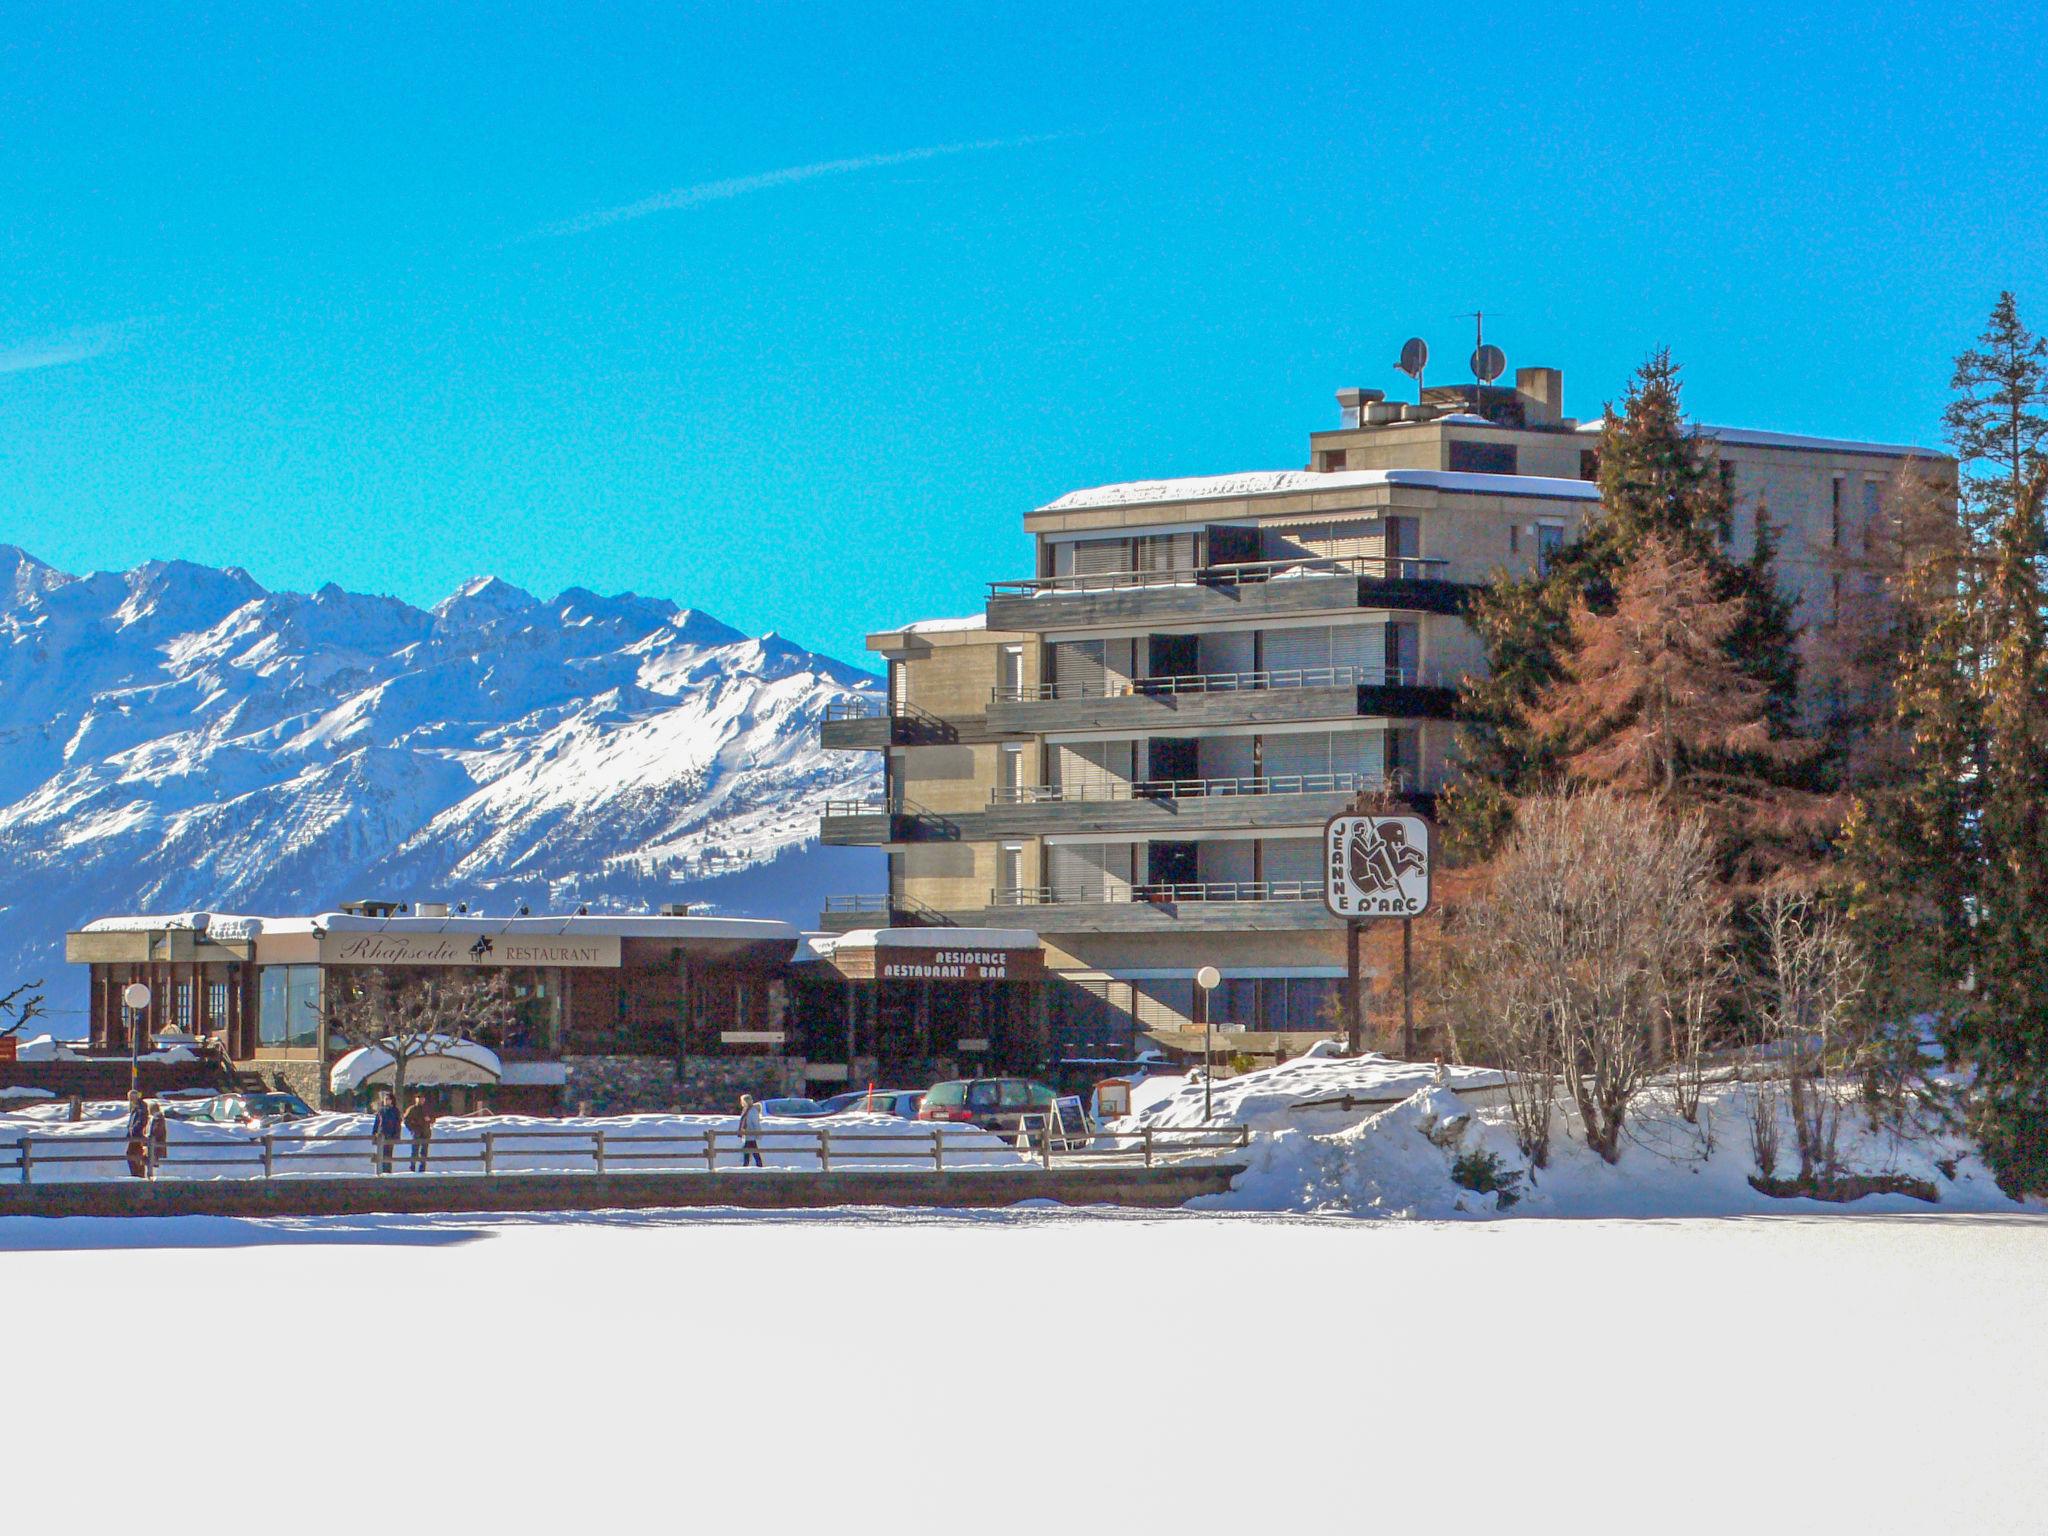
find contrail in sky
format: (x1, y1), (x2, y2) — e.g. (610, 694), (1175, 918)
(0, 319), (143, 375)
(530, 134), (1074, 240)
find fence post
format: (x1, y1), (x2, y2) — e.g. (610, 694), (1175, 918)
(262, 1132), (275, 1179)
(593, 1127), (607, 1177)
(705, 1127), (718, 1171)
(1144, 1126), (1154, 1170)
(1040, 1116), (1053, 1171)
(482, 1130), (496, 1177)
(817, 1125), (831, 1174)
(17, 1136), (30, 1186)
(932, 1125), (945, 1174)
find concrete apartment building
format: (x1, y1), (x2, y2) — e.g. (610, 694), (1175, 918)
(820, 363), (1946, 1066)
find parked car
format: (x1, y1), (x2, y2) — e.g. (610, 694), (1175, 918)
(919, 1077), (1061, 1136)
(755, 1096), (827, 1118)
(185, 1091), (314, 1128)
(818, 1088), (926, 1119)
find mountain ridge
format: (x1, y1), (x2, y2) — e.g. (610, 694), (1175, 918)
(0, 546), (883, 1022)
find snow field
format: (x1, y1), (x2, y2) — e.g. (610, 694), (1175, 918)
(3, 1208), (2045, 1533)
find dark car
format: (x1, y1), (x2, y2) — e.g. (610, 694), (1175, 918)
(919, 1077), (1060, 1136)
(818, 1088), (926, 1119)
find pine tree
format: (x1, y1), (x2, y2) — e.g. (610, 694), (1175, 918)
(1945, 290), (2048, 537)
(1528, 533), (1817, 875)
(1444, 350), (1811, 864)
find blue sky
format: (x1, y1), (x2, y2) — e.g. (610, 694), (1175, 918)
(2, 2), (2044, 667)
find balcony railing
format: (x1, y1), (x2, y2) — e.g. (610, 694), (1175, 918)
(991, 770), (1396, 806)
(987, 553), (1448, 599)
(993, 881), (1324, 906)
(993, 664), (1422, 703)
(824, 697), (889, 722)
(823, 796), (892, 818)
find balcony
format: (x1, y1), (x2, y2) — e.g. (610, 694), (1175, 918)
(979, 881), (1335, 934)
(819, 698), (960, 752)
(982, 771), (1395, 836)
(984, 554), (1467, 632)
(985, 664), (1458, 734)
(818, 798), (986, 847)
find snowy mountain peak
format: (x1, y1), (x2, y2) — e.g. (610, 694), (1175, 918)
(433, 574), (541, 627)
(0, 549), (883, 1016)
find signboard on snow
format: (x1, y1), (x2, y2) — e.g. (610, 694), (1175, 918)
(1323, 815), (1433, 919)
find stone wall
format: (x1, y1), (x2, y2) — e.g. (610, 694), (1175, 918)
(242, 1058), (327, 1107)
(562, 1054), (805, 1115)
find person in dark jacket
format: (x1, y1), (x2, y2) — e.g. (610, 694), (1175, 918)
(123, 1091), (149, 1178)
(370, 1093), (401, 1174)
(147, 1100), (169, 1179)
(402, 1096), (435, 1173)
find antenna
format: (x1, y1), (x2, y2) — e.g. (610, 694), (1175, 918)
(1395, 337), (1429, 402)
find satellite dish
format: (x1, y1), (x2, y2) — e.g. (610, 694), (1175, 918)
(1396, 337), (1429, 378)
(1471, 343), (1506, 384)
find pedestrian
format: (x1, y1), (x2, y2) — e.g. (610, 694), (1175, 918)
(370, 1092), (401, 1175)
(402, 1095), (435, 1174)
(147, 1100), (169, 1179)
(738, 1093), (764, 1168)
(123, 1090), (149, 1178)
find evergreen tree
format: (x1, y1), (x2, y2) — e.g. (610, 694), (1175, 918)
(1443, 350), (1809, 861)
(1845, 293), (2048, 1190)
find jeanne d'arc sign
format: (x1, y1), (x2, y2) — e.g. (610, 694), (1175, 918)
(318, 931), (623, 969)
(1323, 815), (1433, 919)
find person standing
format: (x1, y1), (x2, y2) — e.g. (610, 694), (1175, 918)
(123, 1090), (149, 1179)
(371, 1092), (401, 1175)
(738, 1093), (764, 1168)
(402, 1095), (435, 1174)
(146, 1100), (170, 1180)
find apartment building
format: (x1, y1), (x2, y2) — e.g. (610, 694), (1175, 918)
(820, 364), (1946, 1067)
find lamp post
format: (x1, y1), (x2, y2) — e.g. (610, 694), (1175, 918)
(122, 982), (152, 1091)
(1195, 966), (1221, 1123)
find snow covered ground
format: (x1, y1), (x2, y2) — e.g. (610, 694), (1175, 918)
(3, 1206), (2045, 1532)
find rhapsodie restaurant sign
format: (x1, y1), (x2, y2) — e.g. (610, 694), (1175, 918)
(318, 932), (622, 969)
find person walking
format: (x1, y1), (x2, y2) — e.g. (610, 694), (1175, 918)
(738, 1093), (764, 1168)
(402, 1095), (435, 1174)
(146, 1100), (170, 1180)
(370, 1092), (401, 1175)
(123, 1090), (150, 1179)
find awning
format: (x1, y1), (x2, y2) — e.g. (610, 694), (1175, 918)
(330, 1037), (502, 1095)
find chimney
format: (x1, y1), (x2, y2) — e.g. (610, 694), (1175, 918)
(1334, 386), (1385, 429)
(1515, 367), (1563, 426)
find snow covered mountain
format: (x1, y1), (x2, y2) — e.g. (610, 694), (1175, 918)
(0, 546), (883, 1022)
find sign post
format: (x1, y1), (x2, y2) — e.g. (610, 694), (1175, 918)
(1195, 965), (1221, 1122)
(1323, 815), (1433, 1058)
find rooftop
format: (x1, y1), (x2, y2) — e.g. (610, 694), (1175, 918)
(1037, 467), (1604, 514)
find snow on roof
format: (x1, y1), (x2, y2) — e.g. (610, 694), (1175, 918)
(828, 927), (1041, 950)
(331, 1037), (502, 1095)
(1576, 420), (1942, 458)
(1038, 467), (1602, 513)
(82, 910), (795, 942)
(894, 614), (986, 635)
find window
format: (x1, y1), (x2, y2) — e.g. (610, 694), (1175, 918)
(1719, 462), (1737, 542)
(1318, 449), (1348, 472)
(998, 1081), (1031, 1108)
(1579, 448), (1599, 481)
(967, 1081), (1002, 1110)
(173, 982), (194, 1033)
(997, 645), (1024, 700)
(258, 965), (322, 1048)
(999, 744), (1023, 794)
(206, 980), (228, 1035)
(1830, 478), (1845, 548)
(999, 843), (1023, 896)
(1536, 523), (1566, 575)
(1509, 524), (1520, 554)
(1862, 480), (1882, 551)
(1447, 440), (1517, 475)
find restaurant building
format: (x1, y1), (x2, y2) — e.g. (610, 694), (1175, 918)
(818, 360), (1954, 1062)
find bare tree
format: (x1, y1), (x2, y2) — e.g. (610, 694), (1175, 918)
(1440, 792), (1726, 1164)
(1437, 887), (1563, 1167)
(0, 980), (46, 1040)
(322, 967), (517, 1109)
(1751, 891), (1869, 1185)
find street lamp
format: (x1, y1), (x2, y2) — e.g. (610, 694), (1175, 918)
(122, 982), (152, 1091)
(1195, 966), (1221, 1122)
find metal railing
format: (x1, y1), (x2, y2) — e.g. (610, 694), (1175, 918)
(993, 664), (1421, 703)
(993, 880), (1324, 906)
(991, 770), (1396, 806)
(0, 1121), (1250, 1184)
(823, 796), (894, 818)
(988, 553), (1448, 599)
(824, 697), (889, 721)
